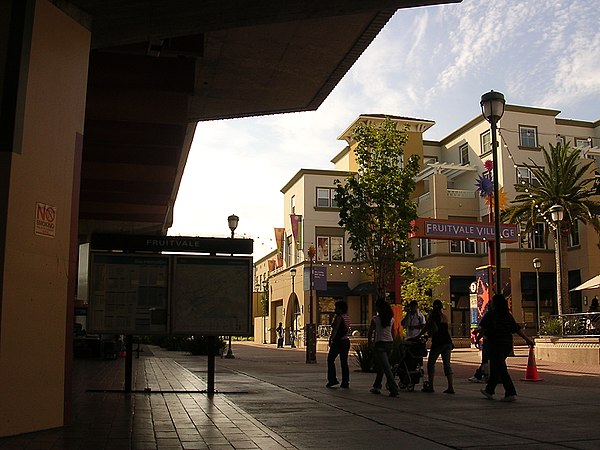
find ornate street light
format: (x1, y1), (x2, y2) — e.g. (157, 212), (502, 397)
(533, 258), (542, 332)
(290, 268), (297, 348)
(549, 204), (565, 315)
(480, 90), (506, 294)
(228, 214), (239, 239)
(225, 213), (239, 359)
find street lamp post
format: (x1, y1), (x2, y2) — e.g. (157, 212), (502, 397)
(306, 246), (317, 363)
(480, 90), (506, 294)
(549, 204), (565, 316)
(533, 258), (542, 332)
(225, 214), (239, 359)
(262, 280), (268, 344)
(290, 268), (297, 348)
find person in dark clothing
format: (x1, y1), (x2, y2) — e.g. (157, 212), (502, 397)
(276, 322), (284, 348)
(326, 301), (351, 388)
(419, 299), (454, 394)
(477, 294), (534, 402)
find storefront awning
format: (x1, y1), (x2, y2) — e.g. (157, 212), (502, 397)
(571, 274), (600, 291)
(317, 282), (350, 297)
(350, 282), (376, 295)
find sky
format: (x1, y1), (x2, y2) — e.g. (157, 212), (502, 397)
(168, 0), (600, 260)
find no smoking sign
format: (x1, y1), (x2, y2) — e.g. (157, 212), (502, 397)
(35, 202), (57, 238)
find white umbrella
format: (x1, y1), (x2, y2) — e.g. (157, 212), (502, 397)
(571, 274), (600, 291)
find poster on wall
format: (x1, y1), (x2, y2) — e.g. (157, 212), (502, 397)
(171, 256), (252, 335)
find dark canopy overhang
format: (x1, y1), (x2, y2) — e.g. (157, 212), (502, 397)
(54, 0), (461, 238)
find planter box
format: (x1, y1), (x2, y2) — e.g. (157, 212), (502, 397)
(535, 337), (600, 365)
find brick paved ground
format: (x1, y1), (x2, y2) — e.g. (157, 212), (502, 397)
(1, 341), (599, 449)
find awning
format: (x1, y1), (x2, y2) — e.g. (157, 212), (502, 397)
(350, 282), (376, 295)
(571, 274), (600, 291)
(317, 282), (350, 297)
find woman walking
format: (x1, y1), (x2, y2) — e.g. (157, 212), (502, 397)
(477, 294), (534, 402)
(326, 301), (351, 388)
(420, 299), (454, 394)
(368, 298), (399, 397)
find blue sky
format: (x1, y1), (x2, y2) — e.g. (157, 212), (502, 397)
(168, 0), (600, 259)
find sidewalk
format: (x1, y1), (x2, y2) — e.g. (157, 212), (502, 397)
(1, 342), (600, 449)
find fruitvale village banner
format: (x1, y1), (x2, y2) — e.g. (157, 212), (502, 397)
(410, 218), (518, 242)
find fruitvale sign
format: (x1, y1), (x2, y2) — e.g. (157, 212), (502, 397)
(410, 218), (518, 242)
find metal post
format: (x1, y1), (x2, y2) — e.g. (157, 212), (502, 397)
(306, 248), (316, 363)
(535, 266), (541, 332)
(491, 117), (502, 294)
(207, 336), (215, 397)
(124, 334), (133, 393)
(290, 269), (296, 348)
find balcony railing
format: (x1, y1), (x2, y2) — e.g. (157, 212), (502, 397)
(541, 312), (600, 337)
(447, 189), (475, 198)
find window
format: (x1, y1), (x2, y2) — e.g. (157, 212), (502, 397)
(569, 220), (580, 247)
(532, 223), (546, 249)
(480, 131), (491, 155)
(450, 240), (477, 254)
(575, 137), (591, 148)
(423, 156), (438, 165)
(330, 237), (344, 261)
(519, 223), (546, 249)
(459, 144), (469, 165)
(286, 235), (293, 266)
(519, 126), (538, 148)
(290, 195), (296, 214)
(316, 188), (338, 208)
(419, 238), (431, 257)
(316, 235), (344, 261)
(516, 166), (541, 187)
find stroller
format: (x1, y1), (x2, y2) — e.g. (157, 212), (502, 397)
(394, 336), (428, 391)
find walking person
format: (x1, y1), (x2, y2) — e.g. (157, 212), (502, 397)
(477, 294), (535, 402)
(276, 322), (284, 348)
(326, 301), (351, 388)
(420, 299), (454, 394)
(401, 300), (426, 339)
(368, 298), (400, 397)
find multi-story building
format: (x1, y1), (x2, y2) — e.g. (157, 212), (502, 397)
(254, 107), (600, 345)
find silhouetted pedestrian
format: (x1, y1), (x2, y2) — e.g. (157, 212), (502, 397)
(477, 294), (534, 402)
(326, 301), (351, 388)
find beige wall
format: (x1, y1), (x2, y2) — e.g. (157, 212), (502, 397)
(0, 0), (90, 436)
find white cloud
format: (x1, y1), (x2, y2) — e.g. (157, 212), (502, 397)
(170, 0), (600, 259)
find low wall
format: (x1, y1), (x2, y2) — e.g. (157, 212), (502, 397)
(534, 337), (600, 365)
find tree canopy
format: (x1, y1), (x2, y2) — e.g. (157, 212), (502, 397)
(399, 262), (445, 311)
(334, 117), (420, 299)
(503, 141), (600, 314)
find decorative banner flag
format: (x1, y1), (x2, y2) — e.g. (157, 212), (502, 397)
(274, 228), (285, 267)
(290, 214), (303, 249)
(268, 260), (276, 272)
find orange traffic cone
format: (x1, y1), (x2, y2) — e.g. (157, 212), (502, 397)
(521, 346), (543, 382)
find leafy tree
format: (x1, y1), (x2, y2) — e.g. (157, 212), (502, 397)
(399, 262), (445, 311)
(503, 141), (600, 315)
(334, 117), (420, 299)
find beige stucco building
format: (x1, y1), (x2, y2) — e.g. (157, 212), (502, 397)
(255, 108), (600, 345)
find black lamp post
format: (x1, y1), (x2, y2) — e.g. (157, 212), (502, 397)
(262, 280), (268, 344)
(306, 246), (317, 363)
(290, 268), (296, 348)
(549, 204), (565, 315)
(225, 214), (239, 359)
(533, 257), (542, 332)
(480, 90), (506, 294)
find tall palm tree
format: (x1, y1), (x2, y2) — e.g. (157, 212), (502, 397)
(503, 142), (600, 315)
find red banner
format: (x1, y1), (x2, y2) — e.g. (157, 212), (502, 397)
(290, 214), (302, 249)
(274, 228), (285, 267)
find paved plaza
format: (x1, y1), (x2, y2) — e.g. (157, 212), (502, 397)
(1, 341), (599, 449)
